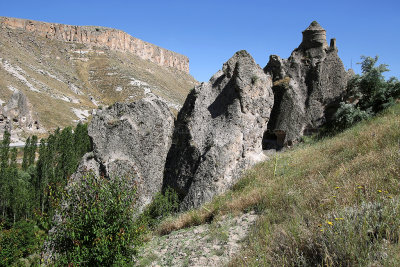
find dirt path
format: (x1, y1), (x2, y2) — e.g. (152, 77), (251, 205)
(136, 212), (258, 267)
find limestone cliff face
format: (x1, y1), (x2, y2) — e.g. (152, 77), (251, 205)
(0, 16), (189, 73)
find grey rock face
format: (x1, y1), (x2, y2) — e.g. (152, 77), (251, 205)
(264, 21), (347, 147)
(73, 96), (175, 210)
(0, 90), (40, 132)
(164, 50), (274, 210)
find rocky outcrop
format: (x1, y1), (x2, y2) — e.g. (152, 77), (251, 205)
(264, 21), (347, 147)
(0, 90), (40, 133)
(164, 50), (274, 210)
(0, 16), (189, 73)
(73, 96), (174, 210)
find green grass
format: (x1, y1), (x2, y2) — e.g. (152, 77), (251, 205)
(154, 103), (400, 266)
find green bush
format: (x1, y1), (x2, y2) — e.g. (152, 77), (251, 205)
(329, 55), (399, 132)
(139, 187), (179, 229)
(0, 221), (42, 267)
(331, 102), (372, 130)
(48, 174), (144, 266)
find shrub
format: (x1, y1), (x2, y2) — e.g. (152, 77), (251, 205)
(0, 221), (42, 266)
(139, 187), (179, 229)
(331, 102), (371, 130)
(48, 174), (144, 266)
(329, 55), (399, 132)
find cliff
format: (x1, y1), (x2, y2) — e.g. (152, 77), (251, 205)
(0, 16), (189, 73)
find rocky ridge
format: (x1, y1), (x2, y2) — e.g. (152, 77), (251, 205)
(0, 17), (189, 73)
(0, 16), (197, 142)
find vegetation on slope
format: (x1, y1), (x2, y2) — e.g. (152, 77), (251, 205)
(0, 123), (91, 266)
(152, 102), (399, 266)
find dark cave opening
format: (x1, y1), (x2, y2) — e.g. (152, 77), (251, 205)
(262, 129), (286, 151)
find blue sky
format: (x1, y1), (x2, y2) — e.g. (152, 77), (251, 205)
(1, 0), (399, 82)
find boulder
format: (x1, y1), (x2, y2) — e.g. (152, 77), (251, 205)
(264, 21), (348, 147)
(73, 96), (174, 210)
(164, 50), (274, 210)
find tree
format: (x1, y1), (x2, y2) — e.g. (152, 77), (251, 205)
(49, 174), (143, 265)
(330, 56), (400, 131)
(22, 137), (30, 171)
(0, 131), (11, 219)
(0, 131), (11, 172)
(74, 123), (91, 158)
(28, 135), (38, 167)
(35, 139), (49, 213)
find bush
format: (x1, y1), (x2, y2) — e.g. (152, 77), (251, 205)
(48, 174), (144, 266)
(139, 187), (179, 229)
(0, 221), (43, 266)
(331, 102), (371, 130)
(329, 55), (399, 132)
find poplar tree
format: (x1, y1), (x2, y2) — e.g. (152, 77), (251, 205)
(22, 136), (30, 171)
(28, 135), (38, 167)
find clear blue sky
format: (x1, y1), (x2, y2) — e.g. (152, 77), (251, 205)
(1, 0), (399, 82)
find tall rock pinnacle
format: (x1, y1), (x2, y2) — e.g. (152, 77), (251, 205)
(264, 21), (348, 147)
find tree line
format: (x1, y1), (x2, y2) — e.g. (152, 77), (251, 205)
(0, 123), (91, 226)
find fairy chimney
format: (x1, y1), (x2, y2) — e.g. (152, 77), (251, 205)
(298, 21), (328, 50)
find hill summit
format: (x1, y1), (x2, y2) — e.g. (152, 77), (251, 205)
(0, 16), (197, 142)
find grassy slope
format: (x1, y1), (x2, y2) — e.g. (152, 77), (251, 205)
(154, 103), (400, 266)
(0, 28), (197, 132)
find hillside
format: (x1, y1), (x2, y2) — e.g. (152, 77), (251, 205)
(0, 17), (197, 142)
(137, 103), (400, 266)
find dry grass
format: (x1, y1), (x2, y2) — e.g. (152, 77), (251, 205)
(273, 76), (290, 87)
(0, 29), (197, 132)
(154, 103), (400, 266)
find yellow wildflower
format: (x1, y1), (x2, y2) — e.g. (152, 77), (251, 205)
(377, 190), (382, 193)
(326, 221), (333, 226)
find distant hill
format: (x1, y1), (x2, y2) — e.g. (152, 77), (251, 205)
(0, 16), (197, 142)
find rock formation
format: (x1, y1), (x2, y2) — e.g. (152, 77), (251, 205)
(264, 21), (347, 147)
(0, 90), (40, 133)
(73, 96), (175, 210)
(68, 21), (349, 213)
(0, 16), (189, 73)
(164, 50), (274, 210)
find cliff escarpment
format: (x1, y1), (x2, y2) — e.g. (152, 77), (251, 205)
(0, 16), (197, 142)
(0, 16), (189, 73)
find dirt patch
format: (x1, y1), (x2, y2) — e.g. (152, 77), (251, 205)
(136, 212), (258, 267)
